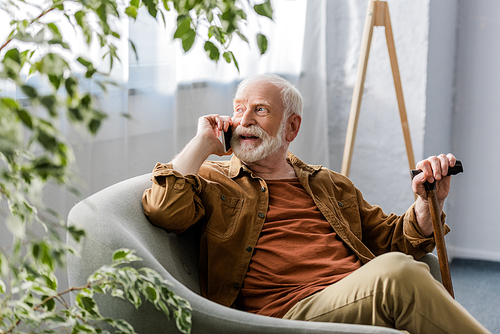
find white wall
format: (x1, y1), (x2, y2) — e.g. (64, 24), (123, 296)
(447, 0), (500, 261)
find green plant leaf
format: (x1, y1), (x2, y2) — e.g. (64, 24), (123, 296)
(181, 30), (196, 52)
(174, 307), (192, 334)
(77, 56), (98, 78)
(48, 74), (63, 90)
(37, 129), (58, 152)
(67, 225), (86, 242)
(42, 273), (58, 290)
(72, 323), (97, 333)
(21, 85), (38, 99)
(129, 39), (139, 61)
(254, 0), (273, 20)
(36, 53), (69, 76)
(48, 38), (70, 49)
(65, 76), (78, 98)
(236, 30), (249, 43)
(113, 319), (136, 334)
(174, 18), (191, 39)
(208, 26), (226, 45)
(15, 107), (34, 129)
(76, 57), (92, 68)
(256, 33), (268, 55)
(4, 48), (22, 65)
(0, 97), (20, 109)
(145, 285), (158, 302)
(111, 288), (125, 299)
(112, 249), (141, 265)
(204, 41), (220, 62)
(162, 0), (170, 11)
(41, 295), (56, 311)
(0, 252), (9, 279)
(0, 278), (6, 294)
(40, 95), (58, 117)
(75, 293), (100, 318)
(143, 0), (158, 18)
(232, 53), (240, 72)
(125, 5), (138, 19)
(88, 110), (107, 135)
(47, 23), (61, 38)
(68, 107), (83, 122)
(75, 10), (92, 45)
(207, 9), (214, 22)
(156, 299), (171, 318)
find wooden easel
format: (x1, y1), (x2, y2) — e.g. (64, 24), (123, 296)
(341, 0), (415, 177)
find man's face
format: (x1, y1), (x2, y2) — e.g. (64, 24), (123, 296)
(230, 79), (286, 163)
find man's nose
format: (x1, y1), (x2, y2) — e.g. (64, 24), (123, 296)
(239, 109), (256, 127)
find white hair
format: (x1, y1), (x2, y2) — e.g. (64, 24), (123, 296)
(235, 74), (303, 119)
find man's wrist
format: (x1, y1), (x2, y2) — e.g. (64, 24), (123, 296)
(414, 196), (435, 237)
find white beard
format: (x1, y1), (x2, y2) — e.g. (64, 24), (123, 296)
(231, 122), (286, 163)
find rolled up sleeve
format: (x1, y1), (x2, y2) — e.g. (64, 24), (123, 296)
(403, 202), (451, 254)
(142, 162), (205, 234)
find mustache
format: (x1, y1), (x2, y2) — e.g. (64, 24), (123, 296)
(232, 125), (269, 139)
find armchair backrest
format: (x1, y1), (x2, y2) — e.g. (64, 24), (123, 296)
(67, 173), (201, 295)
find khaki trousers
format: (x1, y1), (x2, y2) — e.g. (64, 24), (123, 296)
(283, 252), (490, 334)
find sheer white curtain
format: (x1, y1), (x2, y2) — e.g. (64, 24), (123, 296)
(293, 0), (328, 166)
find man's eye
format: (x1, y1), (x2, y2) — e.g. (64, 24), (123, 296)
(256, 107), (268, 114)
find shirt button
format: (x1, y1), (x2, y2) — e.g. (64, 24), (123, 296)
(221, 195), (226, 201)
(260, 186), (266, 192)
(234, 283), (240, 289)
(338, 201), (344, 207)
(246, 246), (253, 252)
(258, 213), (265, 219)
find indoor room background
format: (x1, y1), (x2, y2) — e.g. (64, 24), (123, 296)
(1, 0), (499, 329)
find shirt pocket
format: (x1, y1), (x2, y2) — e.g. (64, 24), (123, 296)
(203, 187), (244, 239)
(329, 195), (362, 239)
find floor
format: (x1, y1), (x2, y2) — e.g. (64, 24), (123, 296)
(451, 258), (500, 333)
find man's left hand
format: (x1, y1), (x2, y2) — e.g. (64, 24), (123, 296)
(412, 153), (457, 203)
(412, 153), (456, 237)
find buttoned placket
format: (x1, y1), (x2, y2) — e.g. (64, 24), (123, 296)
(232, 174), (269, 295)
(244, 181), (267, 260)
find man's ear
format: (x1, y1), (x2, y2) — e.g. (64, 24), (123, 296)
(286, 114), (301, 142)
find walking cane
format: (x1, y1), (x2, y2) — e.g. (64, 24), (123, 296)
(410, 161), (463, 298)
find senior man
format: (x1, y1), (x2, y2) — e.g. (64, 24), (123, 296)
(142, 74), (489, 333)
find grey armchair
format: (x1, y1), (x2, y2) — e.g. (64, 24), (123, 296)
(67, 173), (442, 334)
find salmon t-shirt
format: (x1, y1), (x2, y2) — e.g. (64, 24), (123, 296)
(235, 178), (362, 318)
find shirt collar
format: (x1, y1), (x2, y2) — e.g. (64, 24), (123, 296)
(227, 152), (322, 179)
(228, 155), (249, 178)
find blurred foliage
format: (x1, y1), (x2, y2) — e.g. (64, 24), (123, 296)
(0, 0), (272, 332)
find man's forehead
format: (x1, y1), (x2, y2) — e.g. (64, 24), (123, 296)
(233, 80), (282, 104)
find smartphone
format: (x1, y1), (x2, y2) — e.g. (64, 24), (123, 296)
(221, 127), (232, 153)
